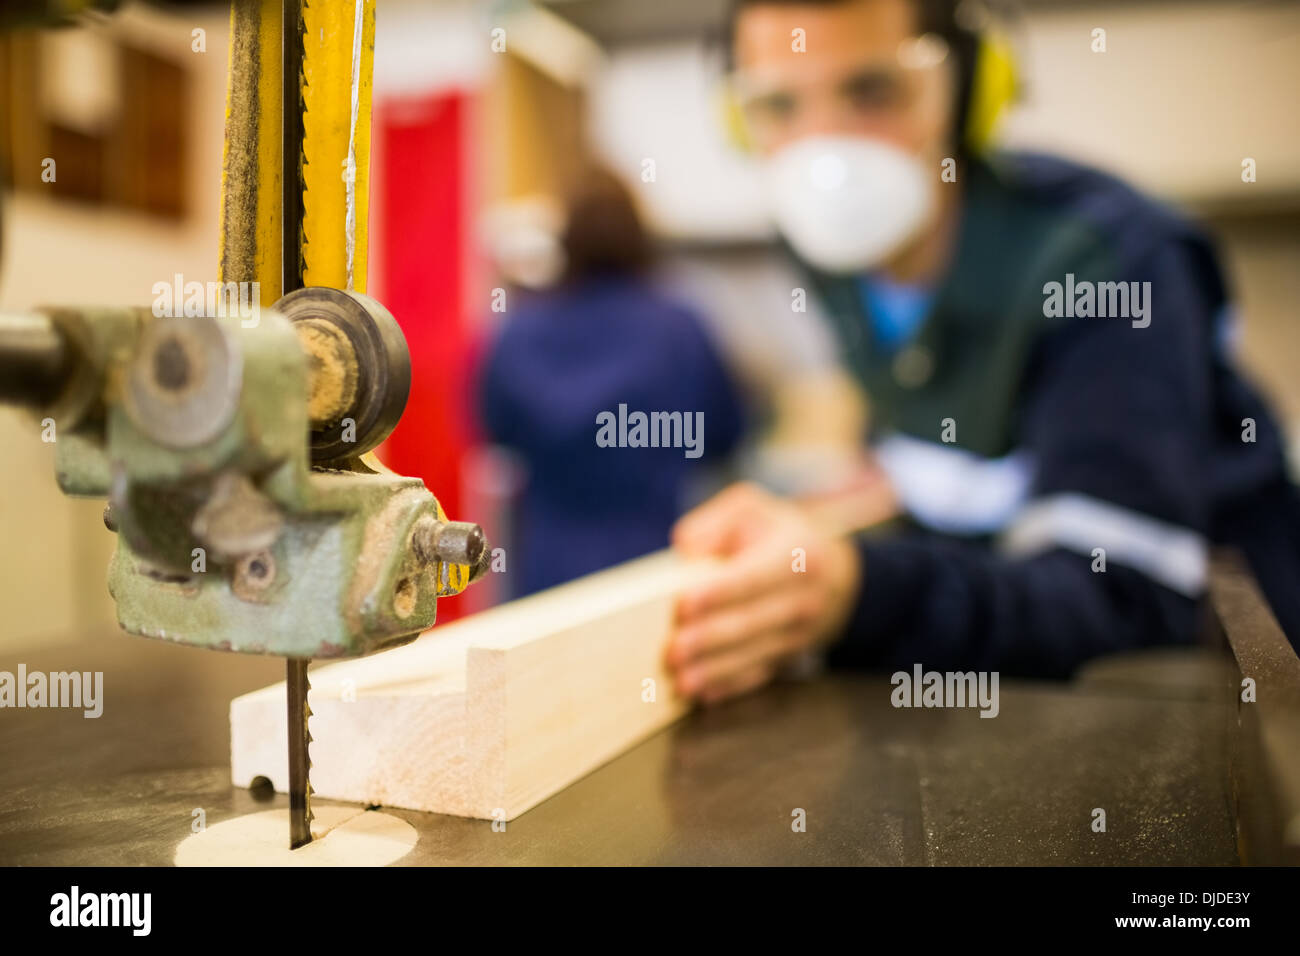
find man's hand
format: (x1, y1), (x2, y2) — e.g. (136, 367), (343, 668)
(666, 482), (863, 705)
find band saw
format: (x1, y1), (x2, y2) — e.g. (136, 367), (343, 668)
(0, 0), (486, 849)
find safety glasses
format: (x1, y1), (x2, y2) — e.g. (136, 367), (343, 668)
(729, 34), (954, 150)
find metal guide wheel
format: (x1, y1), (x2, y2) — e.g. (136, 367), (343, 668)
(277, 286), (411, 463)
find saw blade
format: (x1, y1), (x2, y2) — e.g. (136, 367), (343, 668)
(282, 0), (374, 851)
(287, 658), (313, 849)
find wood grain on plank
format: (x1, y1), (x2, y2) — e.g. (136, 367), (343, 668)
(231, 551), (707, 820)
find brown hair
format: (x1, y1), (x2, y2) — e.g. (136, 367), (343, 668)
(560, 166), (652, 283)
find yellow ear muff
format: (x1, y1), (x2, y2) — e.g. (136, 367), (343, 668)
(964, 31), (1018, 153)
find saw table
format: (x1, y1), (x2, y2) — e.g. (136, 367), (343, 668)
(6, 554), (1293, 865)
(5, 554), (1296, 865)
(0, 637), (1241, 866)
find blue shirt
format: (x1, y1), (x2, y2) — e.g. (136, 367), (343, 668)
(857, 275), (935, 351)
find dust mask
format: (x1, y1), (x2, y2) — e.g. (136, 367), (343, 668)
(764, 135), (935, 274)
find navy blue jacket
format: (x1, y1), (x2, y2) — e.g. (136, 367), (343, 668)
(816, 153), (1300, 677)
(479, 275), (745, 596)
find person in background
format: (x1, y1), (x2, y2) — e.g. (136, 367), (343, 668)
(664, 0), (1300, 704)
(479, 167), (746, 596)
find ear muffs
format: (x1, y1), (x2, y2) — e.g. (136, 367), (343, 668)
(718, 29), (1019, 155)
(963, 31), (1018, 152)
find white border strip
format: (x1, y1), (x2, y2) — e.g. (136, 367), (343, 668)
(874, 433), (1035, 535)
(998, 493), (1208, 596)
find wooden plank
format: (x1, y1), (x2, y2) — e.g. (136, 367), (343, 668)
(231, 551), (707, 820)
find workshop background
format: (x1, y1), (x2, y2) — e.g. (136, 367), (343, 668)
(1, 0), (1297, 663)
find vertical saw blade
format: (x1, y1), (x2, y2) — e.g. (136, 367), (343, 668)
(287, 658), (313, 849)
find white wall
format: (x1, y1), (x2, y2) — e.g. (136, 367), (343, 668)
(589, 41), (771, 242)
(1000, 1), (1300, 205)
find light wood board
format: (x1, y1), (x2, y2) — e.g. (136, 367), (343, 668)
(230, 551), (707, 820)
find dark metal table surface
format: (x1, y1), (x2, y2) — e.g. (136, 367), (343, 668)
(0, 634), (1239, 865)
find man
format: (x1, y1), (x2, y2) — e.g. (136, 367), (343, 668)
(666, 0), (1300, 704)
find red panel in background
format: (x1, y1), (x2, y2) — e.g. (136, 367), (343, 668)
(373, 91), (481, 620)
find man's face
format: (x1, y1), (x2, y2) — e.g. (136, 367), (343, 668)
(732, 0), (955, 158)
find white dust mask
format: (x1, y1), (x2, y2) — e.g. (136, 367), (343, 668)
(764, 135), (936, 274)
